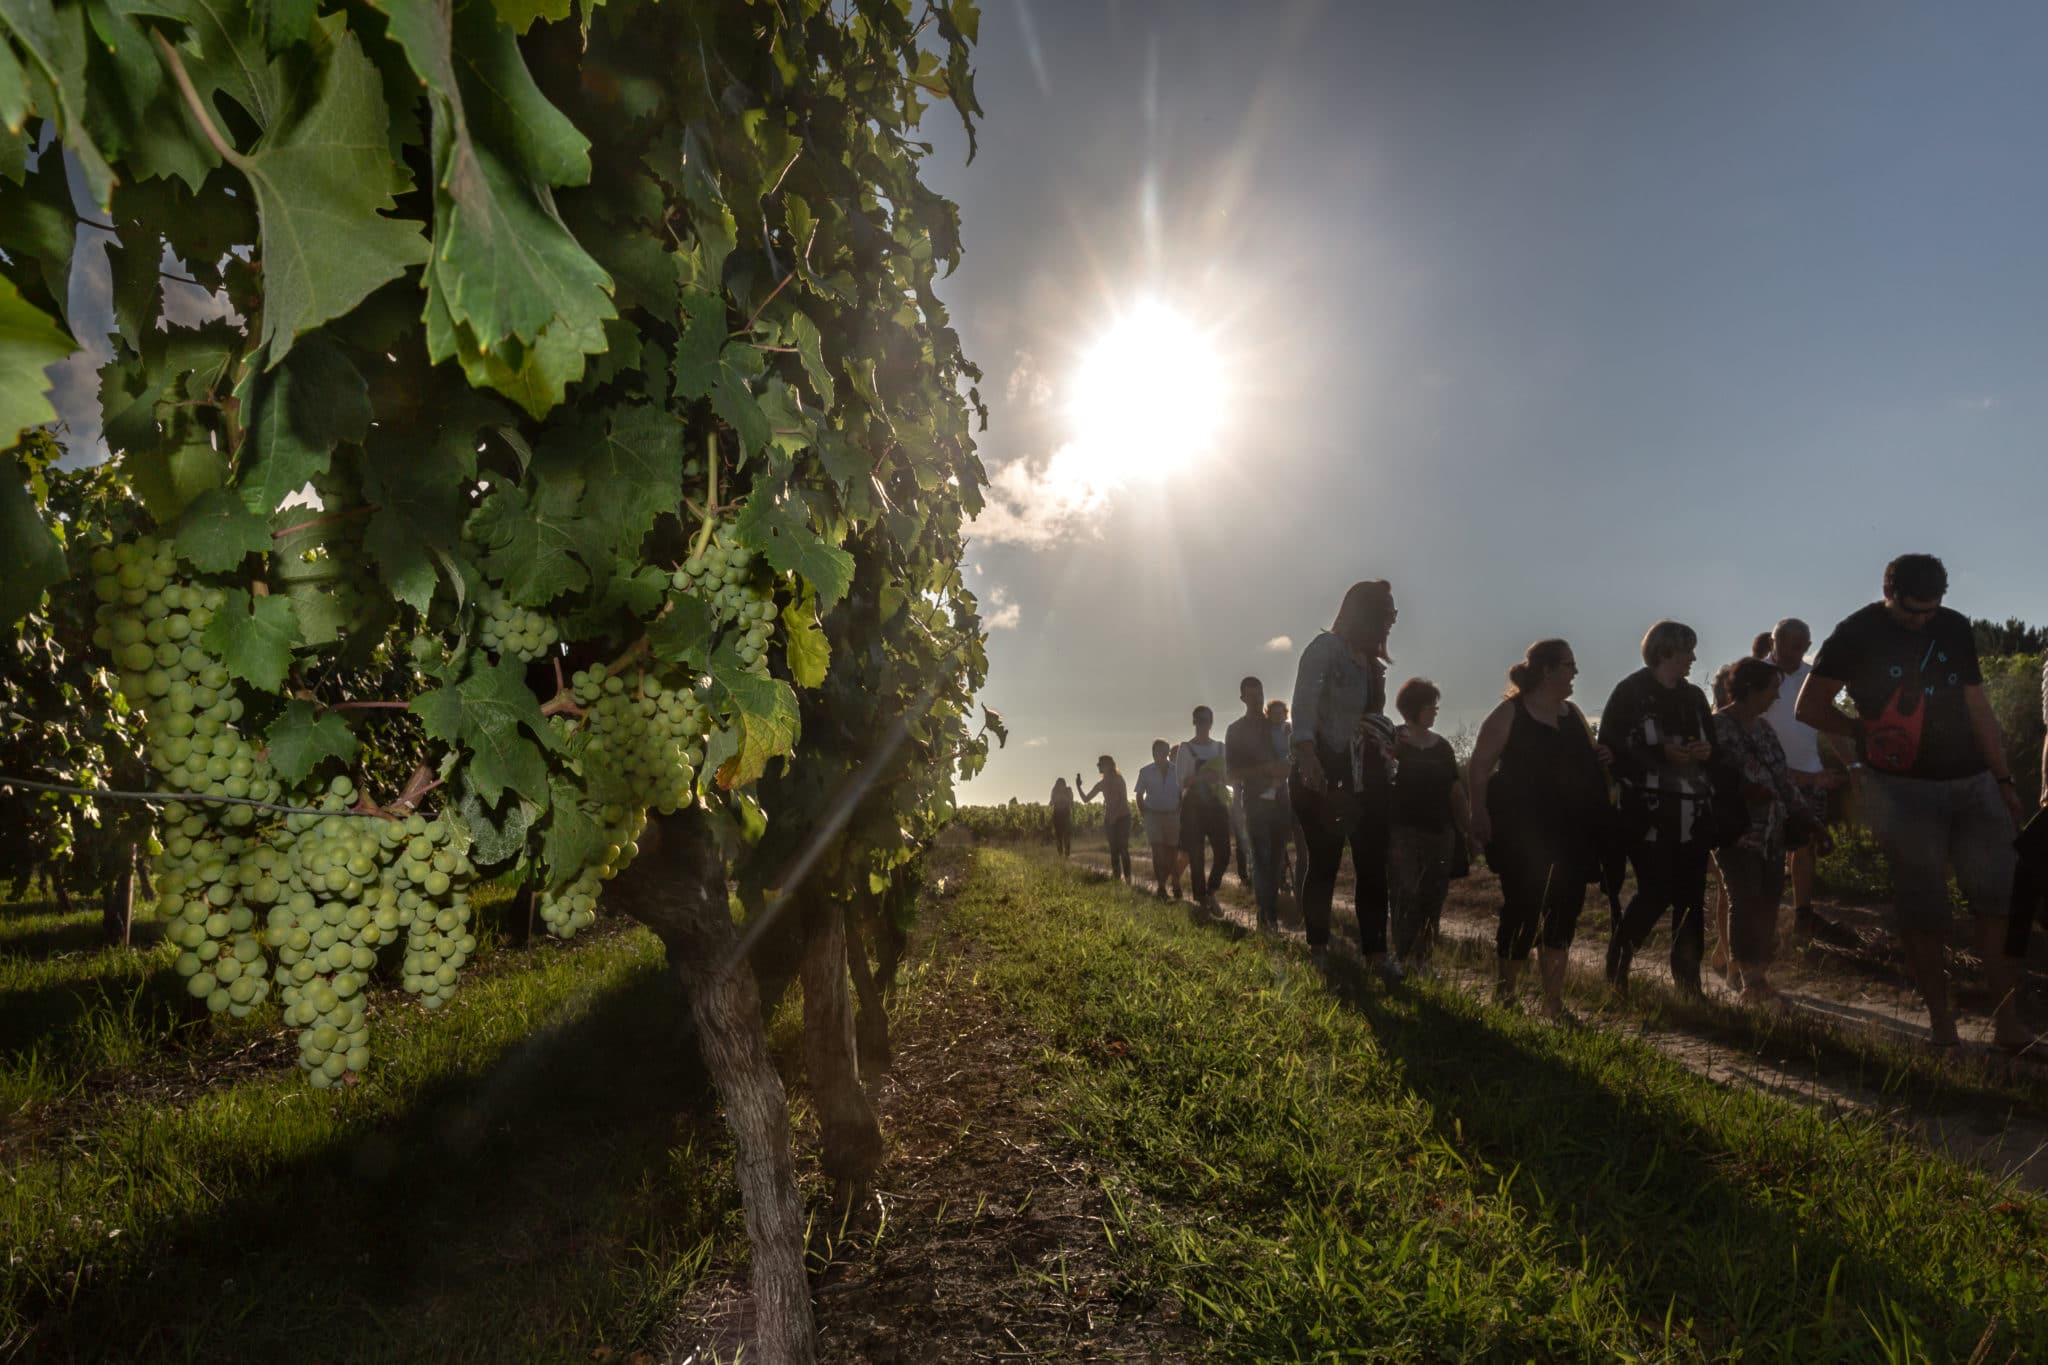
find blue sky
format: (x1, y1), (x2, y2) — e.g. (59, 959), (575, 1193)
(923, 0), (2048, 802)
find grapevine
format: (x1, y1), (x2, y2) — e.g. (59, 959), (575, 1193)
(5, 1), (992, 1355)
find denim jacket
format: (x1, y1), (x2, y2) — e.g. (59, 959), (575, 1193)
(1289, 631), (1386, 785)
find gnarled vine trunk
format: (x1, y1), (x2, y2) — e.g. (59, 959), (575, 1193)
(800, 893), (884, 1191)
(845, 894), (892, 1075)
(609, 810), (815, 1365)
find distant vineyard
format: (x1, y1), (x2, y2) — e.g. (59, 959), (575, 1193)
(953, 802), (1139, 843)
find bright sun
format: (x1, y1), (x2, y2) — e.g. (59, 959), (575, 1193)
(1065, 298), (1227, 484)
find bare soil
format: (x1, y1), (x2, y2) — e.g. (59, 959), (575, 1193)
(662, 872), (1191, 1364)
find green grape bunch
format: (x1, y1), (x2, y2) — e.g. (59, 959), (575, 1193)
(264, 781), (476, 1086)
(476, 588), (560, 662)
(672, 524), (780, 671)
(89, 535), (285, 1017)
(538, 803), (645, 939)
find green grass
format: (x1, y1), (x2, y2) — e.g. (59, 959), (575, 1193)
(952, 848), (2048, 1363)
(2, 918), (742, 1363)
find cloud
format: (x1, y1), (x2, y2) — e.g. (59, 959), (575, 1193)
(1022, 736), (1049, 748)
(1264, 635), (1293, 653)
(1953, 395), (1998, 412)
(970, 444), (1116, 546)
(1005, 350), (1053, 408)
(984, 585), (1022, 630)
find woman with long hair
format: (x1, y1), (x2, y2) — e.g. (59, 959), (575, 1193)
(1467, 640), (1614, 1018)
(1288, 580), (1400, 978)
(1078, 755), (1132, 883)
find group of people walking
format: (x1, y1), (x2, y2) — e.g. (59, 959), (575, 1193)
(1050, 555), (2045, 1047)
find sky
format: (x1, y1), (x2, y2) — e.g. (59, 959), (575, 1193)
(920, 0), (2048, 804)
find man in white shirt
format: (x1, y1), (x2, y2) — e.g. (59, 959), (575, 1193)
(1762, 617), (1847, 939)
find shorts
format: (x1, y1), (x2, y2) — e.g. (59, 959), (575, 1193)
(1146, 810), (1181, 846)
(1857, 769), (2016, 931)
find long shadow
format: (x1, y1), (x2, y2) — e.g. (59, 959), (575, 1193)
(1323, 957), (2045, 1359)
(0, 962), (190, 1065)
(20, 964), (726, 1364)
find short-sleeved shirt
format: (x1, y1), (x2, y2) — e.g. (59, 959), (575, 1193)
(1763, 659), (1822, 773)
(1224, 714), (1289, 801)
(1391, 732), (1460, 829)
(1132, 762), (1179, 814)
(1172, 737), (1228, 808)
(1811, 603), (1985, 780)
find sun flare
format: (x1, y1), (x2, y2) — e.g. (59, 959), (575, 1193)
(1064, 299), (1227, 484)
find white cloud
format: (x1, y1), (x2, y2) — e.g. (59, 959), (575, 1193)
(984, 585), (1021, 630)
(1005, 350), (1053, 408)
(1953, 395), (1998, 412)
(1022, 736), (1049, 748)
(1264, 635), (1294, 653)
(970, 443), (1116, 546)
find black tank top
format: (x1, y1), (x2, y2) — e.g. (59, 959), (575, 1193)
(1489, 697), (1604, 823)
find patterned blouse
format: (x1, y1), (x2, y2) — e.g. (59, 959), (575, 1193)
(1712, 710), (1807, 857)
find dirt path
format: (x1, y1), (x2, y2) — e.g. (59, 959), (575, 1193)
(665, 884), (1188, 1364)
(1058, 844), (2048, 1191)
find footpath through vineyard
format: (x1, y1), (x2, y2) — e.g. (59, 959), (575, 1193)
(1062, 841), (2048, 1192)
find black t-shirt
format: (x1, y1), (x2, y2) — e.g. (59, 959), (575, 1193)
(1811, 603), (1985, 780)
(1391, 733), (1460, 828)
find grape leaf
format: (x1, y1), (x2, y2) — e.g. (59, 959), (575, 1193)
(359, 389), (493, 612)
(712, 356), (772, 456)
(202, 588), (302, 692)
(264, 699), (357, 785)
(0, 0), (116, 206)
(488, 0), (569, 37)
(213, 26), (430, 361)
(787, 311), (835, 407)
(539, 776), (603, 888)
(0, 275), (73, 441)
(456, 768), (537, 868)
(0, 450), (65, 628)
(378, 0), (613, 409)
(646, 591), (714, 667)
(174, 488), (274, 572)
(708, 646), (800, 789)
(236, 336), (370, 516)
(781, 588), (829, 689)
(736, 495), (854, 606)
(466, 479), (599, 606)
(410, 655), (555, 807)
(533, 402), (681, 556)
(672, 287), (725, 400)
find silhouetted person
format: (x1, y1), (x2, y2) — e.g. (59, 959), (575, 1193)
(1388, 678), (1471, 970)
(1078, 756), (1132, 884)
(1713, 657), (1829, 1005)
(1761, 617), (1849, 950)
(1289, 580), (1399, 978)
(1797, 554), (2029, 1049)
(1267, 699), (1299, 896)
(1467, 639), (1613, 1019)
(1174, 707), (1231, 912)
(1132, 739), (1184, 899)
(1601, 620), (1718, 996)
(1226, 677), (1293, 933)
(1049, 777), (1075, 858)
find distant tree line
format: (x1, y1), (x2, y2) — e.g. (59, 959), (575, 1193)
(1972, 617), (2048, 658)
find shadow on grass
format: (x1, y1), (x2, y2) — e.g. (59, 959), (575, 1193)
(0, 962), (189, 1066)
(21, 965), (731, 1365)
(1323, 956), (2042, 1359)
